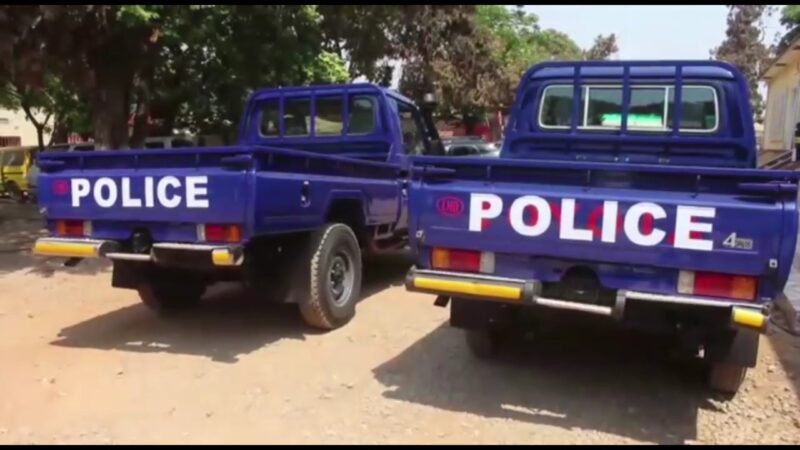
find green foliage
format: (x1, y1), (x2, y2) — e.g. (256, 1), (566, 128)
(781, 5), (800, 26)
(117, 5), (159, 25)
(151, 5), (352, 138)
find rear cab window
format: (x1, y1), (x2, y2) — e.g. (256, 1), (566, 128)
(538, 84), (719, 133)
(256, 93), (378, 139)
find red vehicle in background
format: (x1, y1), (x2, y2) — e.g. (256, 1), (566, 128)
(437, 111), (506, 142)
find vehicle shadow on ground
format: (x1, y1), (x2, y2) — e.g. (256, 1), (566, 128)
(373, 315), (722, 444)
(50, 253), (413, 364)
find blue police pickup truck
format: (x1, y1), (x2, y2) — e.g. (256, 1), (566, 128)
(33, 83), (444, 330)
(405, 60), (800, 395)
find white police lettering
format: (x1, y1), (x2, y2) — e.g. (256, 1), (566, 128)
(560, 198), (592, 242)
(624, 202), (666, 247)
(674, 205), (715, 251)
(467, 193), (716, 251)
(469, 193), (502, 232)
(509, 195), (550, 237)
(157, 176), (181, 208)
(121, 178), (142, 208)
(71, 179), (90, 207)
(600, 201), (618, 243)
(69, 176), (209, 209)
(185, 176), (210, 209)
(93, 178), (118, 208)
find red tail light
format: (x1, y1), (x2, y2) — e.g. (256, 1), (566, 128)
(678, 270), (756, 301)
(431, 247), (495, 273)
(198, 224), (242, 243)
(55, 220), (91, 237)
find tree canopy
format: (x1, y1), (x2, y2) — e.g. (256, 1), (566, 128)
(711, 5), (773, 121)
(0, 5), (620, 147)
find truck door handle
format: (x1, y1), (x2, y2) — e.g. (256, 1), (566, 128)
(737, 182), (798, 194)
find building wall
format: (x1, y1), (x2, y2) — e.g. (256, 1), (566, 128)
(0, 108), (52, 147)
(763, 56), (800, 154)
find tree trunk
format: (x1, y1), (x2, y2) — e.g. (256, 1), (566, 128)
(130, 67), (154, 148)
(90, 85), (129, 150)
(20, 102), (49, 152)
(50, 117), (69, 145)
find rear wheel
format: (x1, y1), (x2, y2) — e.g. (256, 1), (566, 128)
(708, 362), (747, 396)
(137, 269), (206, 314)
(290, 223), (362, 330)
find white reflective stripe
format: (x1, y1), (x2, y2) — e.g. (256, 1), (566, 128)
(677, 270), (695, 295)
(479, 252), (495, 274)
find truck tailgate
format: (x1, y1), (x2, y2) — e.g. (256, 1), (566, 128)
(37, 147), (252, 242)
(409, 157), (800, 300)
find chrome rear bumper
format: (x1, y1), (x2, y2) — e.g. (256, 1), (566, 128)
(405, 267), (769, 333)
(33, 238), (244, 267)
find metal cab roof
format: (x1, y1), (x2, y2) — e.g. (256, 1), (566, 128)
(524, 60), (739, 81)
(248, 82), (417, 105)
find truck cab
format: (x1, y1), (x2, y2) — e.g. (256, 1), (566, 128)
(404, 60), (800, 396)
(33, 83), (441, 330)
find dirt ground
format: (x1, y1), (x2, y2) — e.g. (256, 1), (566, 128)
(1, 201), (800, 444)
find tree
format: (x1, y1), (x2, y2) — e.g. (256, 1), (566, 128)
(0, 5), (351, 147)
(583, 34), (619, 60)
(396, 6), (500, 118)
(0, 81), (52, 151)
(712, 5), (773, 120)
(776, 5), (800, 55)
(474, 6), (582, 110)
(152, 5), (349, 143)
(0, 5), (162, 149)
(317, 5), (399, 80)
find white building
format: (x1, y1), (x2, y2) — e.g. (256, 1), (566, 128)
(0, 107), (52, 147)
(761, 34), (800, 163)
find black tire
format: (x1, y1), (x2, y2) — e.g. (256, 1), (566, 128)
(465, 328), (504, 359)
(137, 269), (206, 314)
(708, 362), (747, 396)
(290, 223), (362, 330)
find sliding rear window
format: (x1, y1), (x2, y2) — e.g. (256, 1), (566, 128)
(258, 94), (377, 138)
(538, 84), (718, 132)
